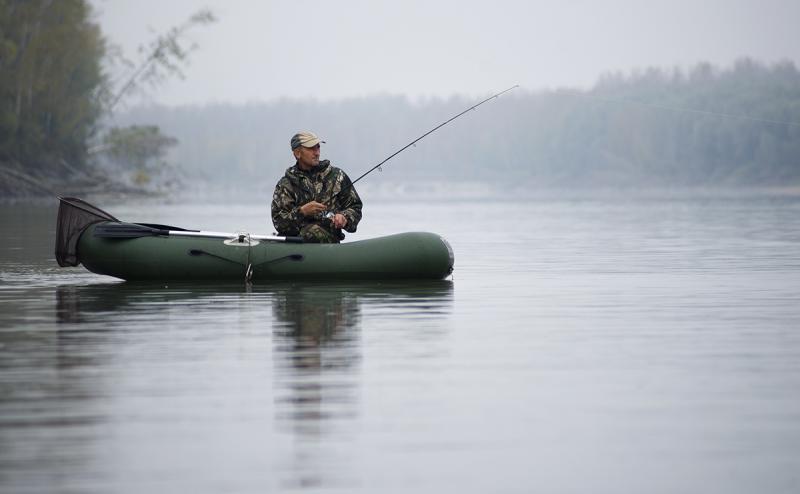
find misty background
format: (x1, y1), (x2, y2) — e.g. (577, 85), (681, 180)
(89, 0), (800, 197)
(92, 0), (800, 105)
(113, 63), (800, 194)
(3, 1), (799, 199)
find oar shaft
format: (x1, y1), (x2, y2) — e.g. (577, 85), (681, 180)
(166, 230), (302, 242)
(92, 222), (303, 243)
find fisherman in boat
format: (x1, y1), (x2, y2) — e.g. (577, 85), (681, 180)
(271, 131), (363, 243)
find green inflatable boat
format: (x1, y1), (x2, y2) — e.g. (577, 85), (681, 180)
(56, 197), (454, 282)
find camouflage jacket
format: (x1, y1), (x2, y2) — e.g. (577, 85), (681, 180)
(271, 160), (363, 241)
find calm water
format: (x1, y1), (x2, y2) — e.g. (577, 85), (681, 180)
(1, 192), (800, 493)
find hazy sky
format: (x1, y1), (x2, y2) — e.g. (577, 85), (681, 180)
(91, 0), (800, 106)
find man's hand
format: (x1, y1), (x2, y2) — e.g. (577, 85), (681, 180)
(299, 201), (327, 217)
(332, 213), (348, 229)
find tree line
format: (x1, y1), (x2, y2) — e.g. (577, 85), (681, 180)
(117, 59), (800, 189)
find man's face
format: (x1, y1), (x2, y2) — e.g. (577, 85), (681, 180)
(295, 144), (321, 170)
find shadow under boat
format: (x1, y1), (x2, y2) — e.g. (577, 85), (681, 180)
(55, 280), (454, 327)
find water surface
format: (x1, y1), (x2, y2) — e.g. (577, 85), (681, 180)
(1, 192), (799, 493)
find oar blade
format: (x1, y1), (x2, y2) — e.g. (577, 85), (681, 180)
(93, 222), (169, 239)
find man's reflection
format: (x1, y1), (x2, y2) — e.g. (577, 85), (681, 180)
(271, 284), (361, 427)
(270, 283), (361, 489)
(269, 281), (453, 489)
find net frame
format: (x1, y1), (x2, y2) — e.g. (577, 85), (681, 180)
(55, 197), (119, 267)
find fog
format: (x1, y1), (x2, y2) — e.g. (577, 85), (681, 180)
(88, 0), (800, 194)
(91, 0), (800, 105)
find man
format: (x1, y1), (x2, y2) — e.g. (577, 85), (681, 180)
(271, 131), (362, 243)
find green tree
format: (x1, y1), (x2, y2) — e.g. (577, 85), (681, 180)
(99, 125), (178, 185)
(0, 2), (214, 196)
(0, 0), (104, 174)
(92, 8), (215, 190)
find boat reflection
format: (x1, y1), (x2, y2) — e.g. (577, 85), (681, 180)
(52, 280), (453, 489)
(55, 280), (453, 326)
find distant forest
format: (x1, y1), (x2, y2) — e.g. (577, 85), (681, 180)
(115, 59), (800, 189)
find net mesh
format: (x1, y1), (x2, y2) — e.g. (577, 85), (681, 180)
(55, 197), (119, 267)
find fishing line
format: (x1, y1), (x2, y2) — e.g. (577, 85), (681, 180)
(351, 84), (520, 185)
(322, 85), (519, 217)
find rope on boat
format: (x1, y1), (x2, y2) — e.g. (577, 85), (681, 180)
(244, 232), (253, 283)
(189, 231), (304, 283)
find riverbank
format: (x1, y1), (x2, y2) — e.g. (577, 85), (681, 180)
(0, 161), (164, 205)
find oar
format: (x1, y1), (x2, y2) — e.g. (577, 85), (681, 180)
(93, 222), (304, 243)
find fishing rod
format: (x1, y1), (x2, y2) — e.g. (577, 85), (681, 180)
(351, 84), (519, 185)
(321, 85), (518, 219)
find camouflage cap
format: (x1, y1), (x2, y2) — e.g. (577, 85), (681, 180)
(290, 131), (325, 150)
